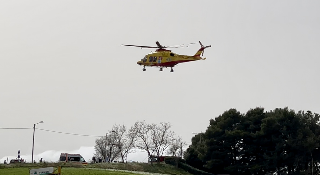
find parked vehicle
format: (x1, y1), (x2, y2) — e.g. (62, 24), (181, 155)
(10, 158), (25, 163)
(59, 153), (87, 165)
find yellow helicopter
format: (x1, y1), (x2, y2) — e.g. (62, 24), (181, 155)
(123, 41), (211, 72)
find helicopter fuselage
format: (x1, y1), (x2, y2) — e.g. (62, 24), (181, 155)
(137, 50), (204, 68)
(124, 41), (210, 72)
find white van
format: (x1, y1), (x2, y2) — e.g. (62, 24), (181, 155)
(59, 153), (87, 165)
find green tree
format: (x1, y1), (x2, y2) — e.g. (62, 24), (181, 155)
(239, 107), (266, 174)
(185, 107), (320, 175)
(202, 109), (243, 174)
(185, 133), (206, 171)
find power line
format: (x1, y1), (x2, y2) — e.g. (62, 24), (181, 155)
(0, 128), (32, 129)
(37, 128), (103, 137)
(0, 127), (103, 137)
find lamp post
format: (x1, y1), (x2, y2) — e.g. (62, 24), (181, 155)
(31, 121), (43, 163)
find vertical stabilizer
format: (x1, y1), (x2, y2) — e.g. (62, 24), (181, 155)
(194, 41), (211, 57)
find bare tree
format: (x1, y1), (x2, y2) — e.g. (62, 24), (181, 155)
(134, 121), (174, 164)
(110, 124), (137, 163)
(151, 122), (174, 162)
(94, 124), (138, 163)
(94, 127), (121, 163)
(95, 121), (177, 164)
(106, 127), (122, 162)
(134, 121), (154, 162)
(167, 136), (186, 158)
(118, 124), (138, 162)
(94, 136), (107, 161)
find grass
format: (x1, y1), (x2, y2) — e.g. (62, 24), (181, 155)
(0, 167), (139, 175)
(0, 162), (192, 175)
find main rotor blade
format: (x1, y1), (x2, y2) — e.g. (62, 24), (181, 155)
(168, 43), (196, 48)
(156, 41), (163, 48)
(122, 44), (159, 48)
(164, 46), (179, 48)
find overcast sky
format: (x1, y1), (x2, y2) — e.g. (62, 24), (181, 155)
(1, 0), (320, 163)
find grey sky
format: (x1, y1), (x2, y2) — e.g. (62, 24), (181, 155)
(1, 0), (320, 162)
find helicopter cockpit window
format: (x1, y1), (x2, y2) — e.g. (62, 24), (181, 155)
(142, 56), (147, 62)
(170, 53), (175, 56)
(149, 56), (153, 62)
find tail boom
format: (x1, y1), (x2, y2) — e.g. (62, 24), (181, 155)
(194, 41), (211, 57)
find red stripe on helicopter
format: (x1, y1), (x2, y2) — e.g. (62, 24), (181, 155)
(154, 60), (196, 67)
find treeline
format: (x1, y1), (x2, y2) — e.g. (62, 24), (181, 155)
(184, 107), (320, 175)
(94, 121), (184, 163)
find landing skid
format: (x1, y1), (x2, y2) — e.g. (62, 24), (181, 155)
(141, 66), (174, 72)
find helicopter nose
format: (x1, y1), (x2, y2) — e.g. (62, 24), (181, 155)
(137, 61), (142, 65)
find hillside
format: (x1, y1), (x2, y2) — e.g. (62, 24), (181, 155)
(0, 162), (192, 175)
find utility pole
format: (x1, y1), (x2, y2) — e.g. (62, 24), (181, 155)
(32, 123), (36, 163)
(105, 133), (108, 162)
(31, 121), (43, 163)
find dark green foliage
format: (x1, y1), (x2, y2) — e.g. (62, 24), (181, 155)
(185, 107), (320, 175)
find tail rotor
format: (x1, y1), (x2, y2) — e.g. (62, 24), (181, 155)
(193, 41), (211, 57)
(199, 41), (204, 48)
(200, 41), (211, 56)
(198, 41), (204, 56)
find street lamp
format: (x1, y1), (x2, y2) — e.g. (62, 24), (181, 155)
(31, 121), (43, 163)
